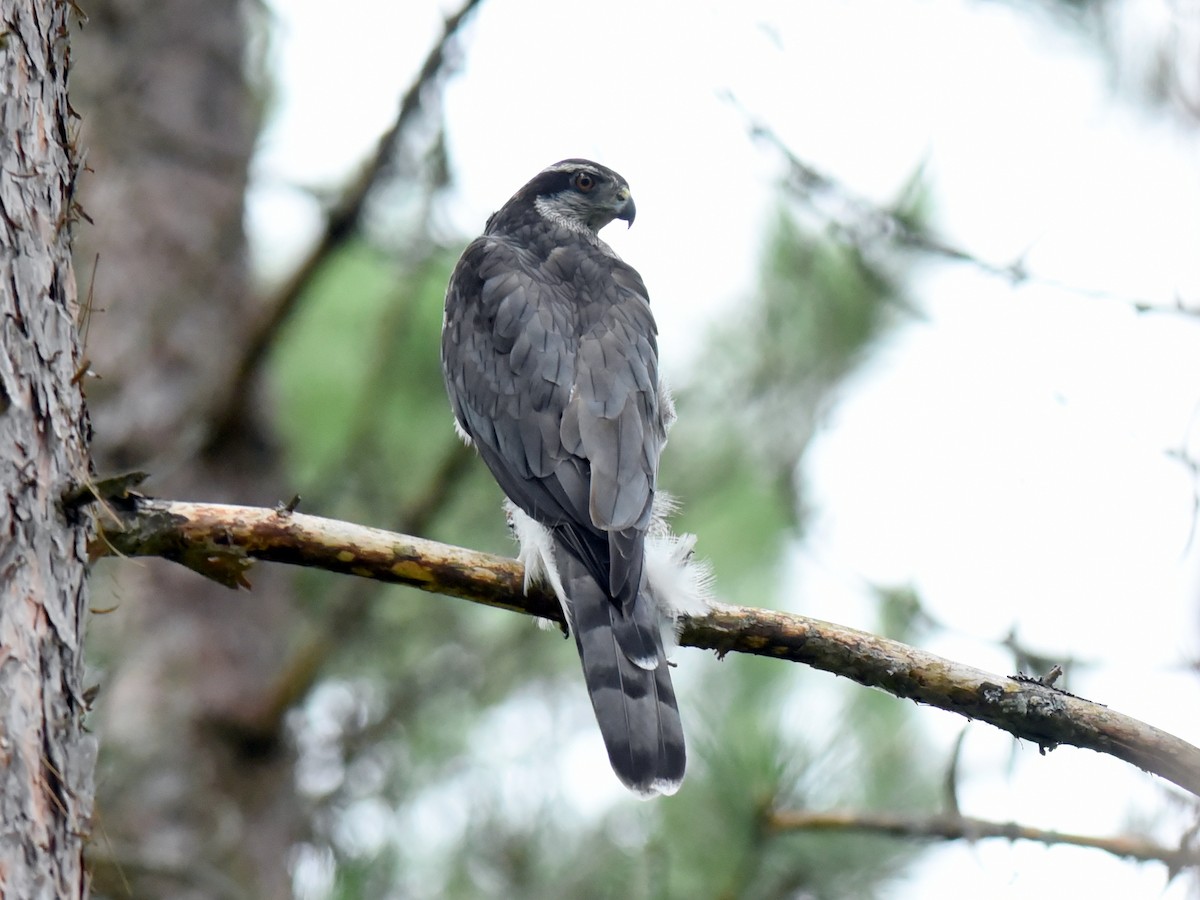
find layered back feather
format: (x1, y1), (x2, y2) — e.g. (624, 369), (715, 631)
(441, 160), (692, 795)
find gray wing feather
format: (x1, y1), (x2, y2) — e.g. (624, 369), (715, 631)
(443, 231), (681, 788)
(444, 235), (666, 578)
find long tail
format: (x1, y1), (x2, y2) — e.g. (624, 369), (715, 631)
(557, 548), (686, 797)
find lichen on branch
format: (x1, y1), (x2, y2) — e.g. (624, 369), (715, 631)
(88, 492), (1200, 798)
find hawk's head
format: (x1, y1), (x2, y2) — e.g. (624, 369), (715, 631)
(508, 159), (636, 235)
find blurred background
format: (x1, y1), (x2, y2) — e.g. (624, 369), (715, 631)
(77, 0), (1200, 897)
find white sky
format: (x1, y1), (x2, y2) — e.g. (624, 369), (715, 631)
(256, 1), (1200, 897)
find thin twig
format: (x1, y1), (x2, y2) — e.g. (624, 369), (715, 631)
(766, 809), (1200, 871)
(742, 108), (1200, 318)
(89, 495), (1200, 798)
(205, 0), (485, 450)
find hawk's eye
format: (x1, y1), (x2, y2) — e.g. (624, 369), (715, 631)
(573, 172), (596, 192)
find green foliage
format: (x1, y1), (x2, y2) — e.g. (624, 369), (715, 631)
(698, 204), (903, 470)
(654, 654), (932, 900)
(665, 439), (792, 598)
(667, 199), (908, 590)
(270, 241), (399, 486)
(270, 241), (499, 542)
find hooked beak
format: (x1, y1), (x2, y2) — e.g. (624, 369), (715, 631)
(616, 190), (636, 228)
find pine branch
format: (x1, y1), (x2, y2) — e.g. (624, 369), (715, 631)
(86, 493), (1200, 798)
(741, 108), (1200, 319)
(766, 809), (1200, 871)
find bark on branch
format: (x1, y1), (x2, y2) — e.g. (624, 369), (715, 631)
(87, 494), (1200, 798)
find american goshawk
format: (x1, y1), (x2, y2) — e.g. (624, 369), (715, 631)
(441, 159), (709, 797)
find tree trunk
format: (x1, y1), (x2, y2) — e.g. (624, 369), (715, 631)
(0, 1), (94, 897)
(72, 1), (302, 897)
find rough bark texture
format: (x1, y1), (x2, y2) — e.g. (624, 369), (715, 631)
(91, 497), (1200, 799)
(0, 1), (94, 897)
(71, 2), (301, 897)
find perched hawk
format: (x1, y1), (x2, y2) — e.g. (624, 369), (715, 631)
(442, 159), (708, 797)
